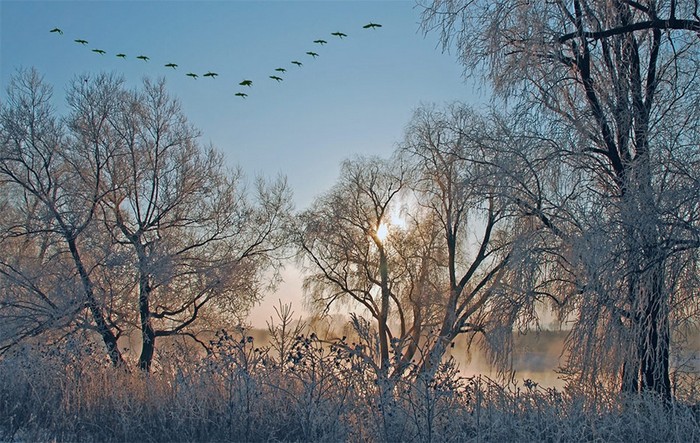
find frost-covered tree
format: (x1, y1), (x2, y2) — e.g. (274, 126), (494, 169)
(99, 77), (291, 371)
(296, 105), (545, 381)
(0, 69), (125, 365)
(0, 69), (291, 369)
(399, 104), (549, 376)
(421, 0), (700, 398)
(296, 156), (408, 377)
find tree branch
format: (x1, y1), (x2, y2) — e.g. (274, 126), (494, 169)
(559, 19), (700, 44)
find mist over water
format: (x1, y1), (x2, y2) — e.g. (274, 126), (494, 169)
(249, 315), (571, 388)
(447, 331), (567, 389)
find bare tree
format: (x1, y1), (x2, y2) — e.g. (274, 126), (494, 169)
(421, 0), (700, 398)
(297, 156), (408, 377)
(399, 104), (546, 376)
(100, 78), (292, 371)
(0, 70), (292, 370)
(296, 105), (545, 382)
(0, 69), (125, 365)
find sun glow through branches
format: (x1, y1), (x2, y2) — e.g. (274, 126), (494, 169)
(376, 222), (389, 242)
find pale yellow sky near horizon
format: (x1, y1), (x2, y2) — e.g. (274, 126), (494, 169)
(248, 267), (309, 328)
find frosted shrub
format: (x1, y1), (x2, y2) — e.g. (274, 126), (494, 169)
(0, 334), (698, 442)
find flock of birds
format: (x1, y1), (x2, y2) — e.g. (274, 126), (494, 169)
(49, 22), (382, 99)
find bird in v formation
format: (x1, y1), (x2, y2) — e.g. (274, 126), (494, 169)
(50, 22), (382, 100)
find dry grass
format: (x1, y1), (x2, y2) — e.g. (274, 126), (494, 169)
(0, 333), (698, 442)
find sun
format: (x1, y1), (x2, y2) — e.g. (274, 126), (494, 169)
(376, 222), (389, 242)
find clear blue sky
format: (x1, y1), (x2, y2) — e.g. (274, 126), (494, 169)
(1, 0), (484, 326)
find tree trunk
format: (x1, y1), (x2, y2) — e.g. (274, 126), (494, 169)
(138, 281), (156, 372)
(378, 246), (391, 373)
(418, 288), (459, 378)
(621, 270), (670, 400)
(620, 168), (671, 399)
(67, 236), (124, 367)
(137, 255), (156, 372)
(639, 261), (671, 399)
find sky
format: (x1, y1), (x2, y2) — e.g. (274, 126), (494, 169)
(1, 0), (484, 327)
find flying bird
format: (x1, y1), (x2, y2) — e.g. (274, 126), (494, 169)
(186, 73), (198, 79)
(269, 75), (283, 82)
(116, 53), (127, 58)
(291, 60), (303, 67)
(235, 92), (248, 98)
(306, 51), (319, 58)
(165, 63), (178, 69)
(203, 72), (218, 78)
(331, 32), (347, 38)
(363, 22), (382, 29)
(314, 39), (327, 45)
(50, 28), (63, 35)
(275, 67), (287, 73)
(92, 49), (106, 55)
(74, 39), (88, 45)
(239, 80), (253, 87)
(136, 55), (149, 61)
